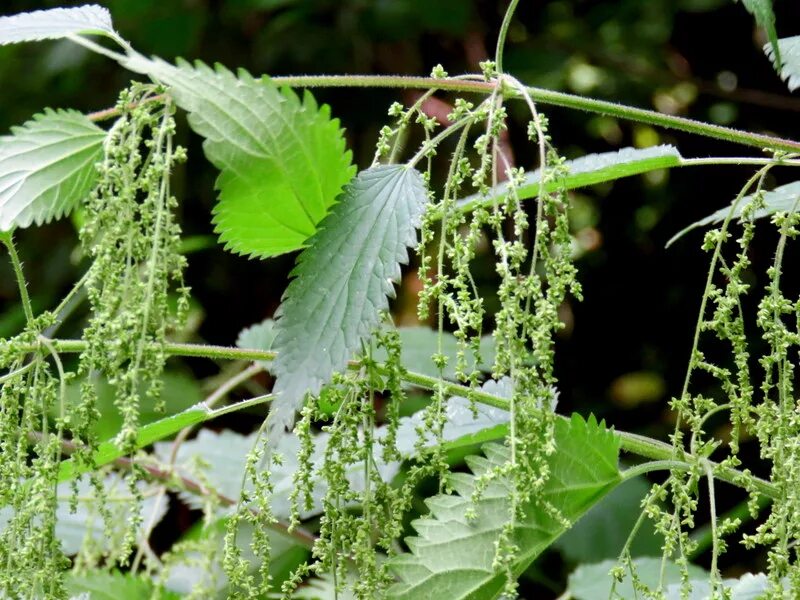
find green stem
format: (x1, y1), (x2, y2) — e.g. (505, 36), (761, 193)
(267, 75), (800, 154)
(1, 233), (34, 325)
(495, 0), (521, 75)
(621, 459), (691, 482)
(23, 337), (778, 499)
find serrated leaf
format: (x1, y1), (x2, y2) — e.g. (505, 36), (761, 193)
(766, 36), (800, 92)
(0, 475), (167, 556)
(739, 0), (780, 69)
(0, 5), (117, 46)
(456, 145), (682, 214)
(155, 427), (400, 519)
(567, 558), (709, 600)
(0, 109), (105, 231)
(387, 413), (621, 600)
(270, 165), (428, 432)
(667, 180), (800, 247)
(237, 318), (277, 369)
(66, 571), (180, 600)
(125, 57), (355, 258)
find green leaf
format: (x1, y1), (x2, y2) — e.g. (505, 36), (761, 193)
(665, 572), (771, 600)
(739, 0), (780, 69)
(567, 557), (708, 600)
(66, 570), (180, 600)
(0, 109), (105, 231)
(56, 402), (215, 483)
(387, 413), (621, 600)
(237, 318), (277, 370)
(128, 57), (355, 258)
(667, 180), (800, 247)
(456, 145), (682, 214)
(0, 5), (118, 46)
(386, 377), (514, 456)
(270, 165), (428, 431)
(554, 476), (663, 562)
(0, 475), (167, 556)
(765, 36), (800, 92)
(62, 371), (203, 441)
(374, 326), (496, 380)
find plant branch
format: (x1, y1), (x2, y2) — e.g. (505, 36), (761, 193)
(495, 0), (521, 75)
(1, 233), (34, 325)
(85, 73), (800, 154)
(24, 337), (778, 500)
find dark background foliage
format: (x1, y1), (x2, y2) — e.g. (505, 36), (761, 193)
(2, 0), (799, 595)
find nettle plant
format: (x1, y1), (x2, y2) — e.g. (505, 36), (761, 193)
(2, 2), (800, 599)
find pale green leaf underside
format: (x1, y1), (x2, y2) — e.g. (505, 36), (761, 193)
(569, 557), (771, 600)
(567, 558), (708, 600)
(0, 5), (117, 46)
(388, 413), (621, 600)
(237, 318), (277, 369)
(66, 570), (179, 600)
(766, 36), (800, 92)
(740, 0), (781, 69)
(667, 180), (800, 247)
(0, 108), (105, 231)
(128, 57), (355, 258)
(270, 165), (428, 431)
(456, 145), (682, 214)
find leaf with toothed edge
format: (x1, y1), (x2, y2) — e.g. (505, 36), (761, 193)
(0, 109), (105, 231)
(121, 56), (356, 258)
(766, 36), (800, 92)
(0, 5), (118, 46)
(387, 413), (621, 600)
(738, 0), (781, 70)
(269, 165), (429, 434)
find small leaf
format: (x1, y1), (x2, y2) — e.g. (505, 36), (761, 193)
(765, 36), (800, 92)
(567, 557), (709, 600)
(456, 145), (682, 214)
(667, 180), (800, 247)
(126, 58), (356, 258)
(384, 377), (519, 456)
(0, 109), (105, 231)
(739, 0), (780, 69)
(0, 5), (118, 46)
(237, 318), (277, 370)
(388, 414), (621, 600)
(270, 165), (428, 432)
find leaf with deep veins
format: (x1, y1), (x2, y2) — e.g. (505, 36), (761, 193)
(0, 5), (118, 46)
(0, 109), (105, 231)
(270, 165), (428, 433)
(125, 57), (356, 258)
(388, 414), (621, 600)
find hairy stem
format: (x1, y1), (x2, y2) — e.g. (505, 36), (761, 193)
(22, 337), (779, 500)
(1, 233), (34, 326)
(495, 0), (521, 75)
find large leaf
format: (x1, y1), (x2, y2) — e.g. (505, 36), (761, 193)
(126, 57), (355, 258)
(270, 165), (428, 432)
(766, 36), (800, 92)
(0, 109), (105, 231)
(568, 558), (771, 600)
(0, 5), (118, 46)
(0, 475), (167, 556)
(738, 0), (780, 69)
(667, 180), (800, 247)
(456, 145), (682, 214)
(553, 476), (663, 562)
(236, 318), (277, 370)
(66, 571), (180, 600)
(387, 413), (621, 600)
(567, 558), (708, 600)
